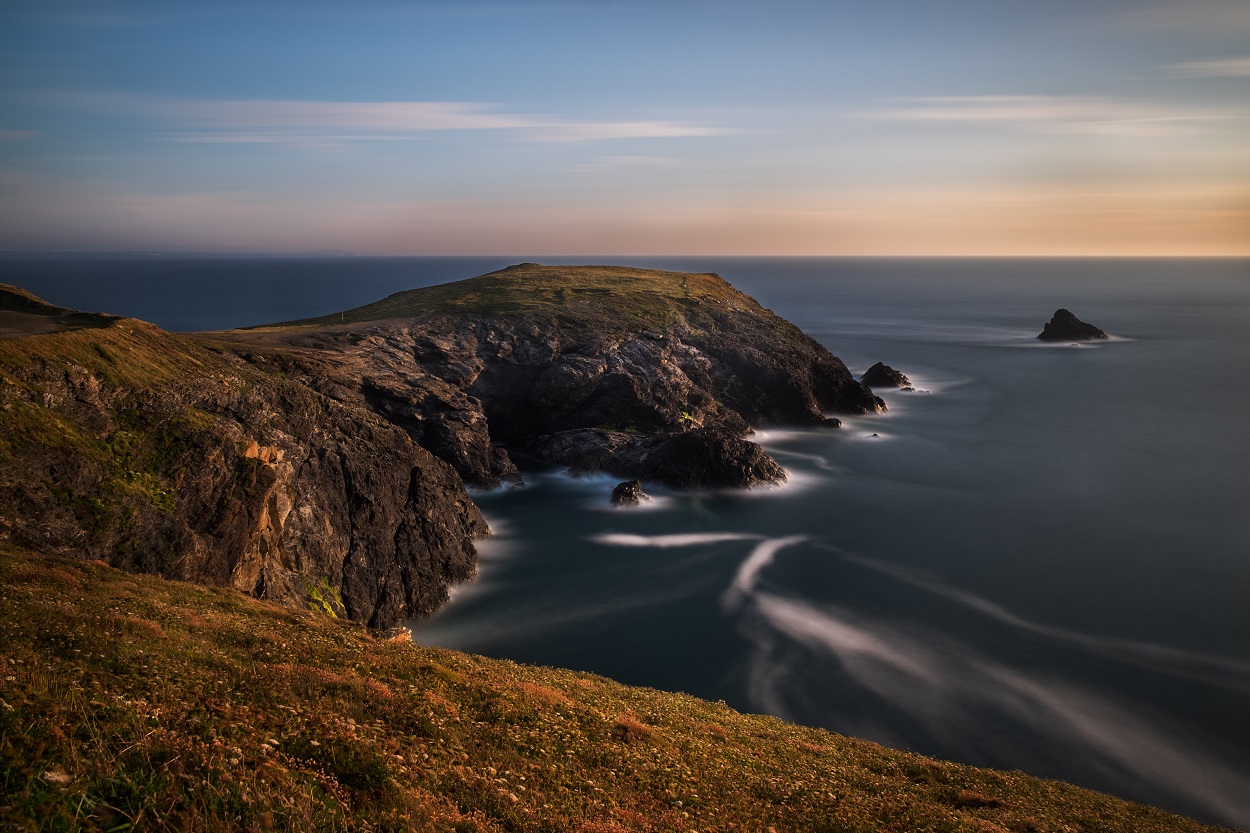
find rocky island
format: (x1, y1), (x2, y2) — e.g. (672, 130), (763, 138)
(1037, 308), (1109, 341)
(0, 265), (881, 628)
(860, 361), (912, 389)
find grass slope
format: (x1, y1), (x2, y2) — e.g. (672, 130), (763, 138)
(252, 264), (763, 334)
(0, 547), (1226, 833)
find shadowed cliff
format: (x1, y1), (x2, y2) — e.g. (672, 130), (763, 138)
(232, 263), (884, 489)
(1, 265), (881, 626)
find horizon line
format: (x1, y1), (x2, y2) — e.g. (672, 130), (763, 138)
(3, 250), (1248, 260)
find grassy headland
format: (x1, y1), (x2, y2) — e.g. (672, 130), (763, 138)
(0, 546), (1226, 833)
(251, 263), (768, 334)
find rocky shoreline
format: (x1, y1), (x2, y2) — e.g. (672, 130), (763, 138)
(1, 265), (885, 627)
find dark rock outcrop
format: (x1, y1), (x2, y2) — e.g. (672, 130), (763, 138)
(242, 264), (882, 489)
(610, 480), (649, 506)
(1038, 309), (1108, 342)
(531, 426), (787, 490)
(634, 427), (786, 489)
(1, 264), (882, 625)
(0, 318), (485, 629)
(861, 362), (911, 389)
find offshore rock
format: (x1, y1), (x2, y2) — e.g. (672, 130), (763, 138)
(861, 362), (911, 389)
(1038, 309), (1109, 342)
(610, 480), (649, 506)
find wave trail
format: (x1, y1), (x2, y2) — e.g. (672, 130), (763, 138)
(722, 536), (809, 612)
(843, 553), (1250, 690)
(589, 532), (762, 548)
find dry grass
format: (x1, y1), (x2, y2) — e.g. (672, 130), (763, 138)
(0, 545), (1231, 833)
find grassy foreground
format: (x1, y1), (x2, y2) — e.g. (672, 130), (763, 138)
(0, 547), (1225, 833)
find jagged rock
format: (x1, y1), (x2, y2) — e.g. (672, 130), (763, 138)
(0, 264), (880, 626)
(610, 480), (649, 506)
(529, 429), (637, 474)
(530, 426), (785, 490)
(246, 264), (883, 488)
(861, 362), (911, 389)
(1038, 309), (1108, 341)
(633, 427), (786, 490)
(0, 317), (485, 630)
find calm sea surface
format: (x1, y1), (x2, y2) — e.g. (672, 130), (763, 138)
(5, 255), (1248, 828)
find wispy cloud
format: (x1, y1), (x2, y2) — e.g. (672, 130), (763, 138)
(864, 95), (1239, 136)
(97, 96), (726, 146)
(1169, 56), (1250, 78)
(0, 130), (39, 142)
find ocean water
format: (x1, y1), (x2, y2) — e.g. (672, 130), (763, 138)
(5, 255), (1248, 827)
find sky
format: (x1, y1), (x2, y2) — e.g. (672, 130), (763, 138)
(1, 0), (1247, 256)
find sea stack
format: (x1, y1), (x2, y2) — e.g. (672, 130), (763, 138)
(1038, 309), (1108, 341)
(861, 362), (911, 389)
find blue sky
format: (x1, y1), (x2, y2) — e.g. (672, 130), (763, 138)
(1, 0), (1247, 254)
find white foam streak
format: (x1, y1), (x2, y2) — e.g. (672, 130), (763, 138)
(753, 593), (937, 688)
(590, 532), (762, 549)
(742, 592), (1250, 827)
(845, 554), (1250, 689)
(722, 536), (809, 612)
(765, 448), (841, 472)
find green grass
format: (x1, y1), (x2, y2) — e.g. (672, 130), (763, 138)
(252, 263), (763, 334)
(0, 546), (1229, 833)
(0, 318), (213, 389)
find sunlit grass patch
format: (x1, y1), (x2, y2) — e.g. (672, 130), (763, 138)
(0, 545), (1228, 833)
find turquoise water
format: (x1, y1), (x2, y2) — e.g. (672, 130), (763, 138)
(7, 256), (1248, 827)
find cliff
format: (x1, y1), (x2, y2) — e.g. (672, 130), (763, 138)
(231, 263), (883, 488)
(0, 296), (485, 628)
(0, 266), (882, 626)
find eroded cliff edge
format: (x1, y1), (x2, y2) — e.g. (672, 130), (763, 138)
(0, 266), (882, 626)
(0, 289), (484, 628)
(231, 263), (884, 488)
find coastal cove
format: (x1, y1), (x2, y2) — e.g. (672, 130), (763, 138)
(4, 256), (1249, 828)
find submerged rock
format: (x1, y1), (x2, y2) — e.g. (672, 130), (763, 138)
(861, 362), (911, 389)
(1038, 309), (1108, 341)
(610, 479), (649, 506)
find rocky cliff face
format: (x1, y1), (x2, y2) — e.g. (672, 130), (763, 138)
(1, 265), (882, 625)
(0, 315), (485, 628)
(238, 264), (883, 488)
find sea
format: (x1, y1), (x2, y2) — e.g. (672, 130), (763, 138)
(5, 255), (1248, 828)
